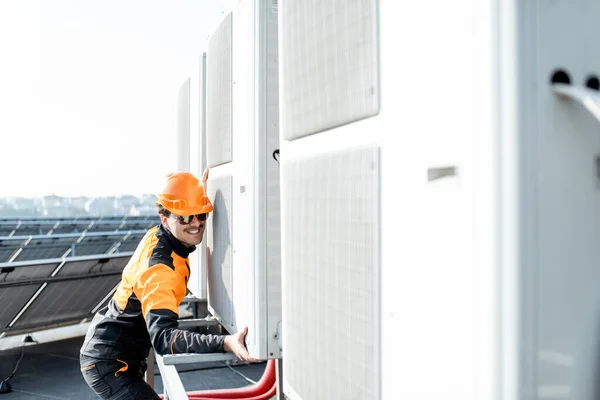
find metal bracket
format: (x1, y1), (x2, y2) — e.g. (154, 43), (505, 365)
(146, 351), (155, 390)
(552, 83), (600, 124)
(182, 295), (205, 303)
(155, 352), (189, 400)
(177, 317), (221, 329)
(155, 352), (239, 399)
(162, 352), (238, 365)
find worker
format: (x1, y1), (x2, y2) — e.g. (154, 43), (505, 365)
(79, 169), (256, 399)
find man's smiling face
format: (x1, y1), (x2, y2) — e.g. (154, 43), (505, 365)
(161, 213), (206, 247)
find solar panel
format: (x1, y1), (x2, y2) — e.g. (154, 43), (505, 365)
(0, 286), (42, 331)
(72, 241), (117, 256)
(0, 223), (17, 236)
(87, 222), (121, 232)
(13, 237), (75, 261)
(0, 230), (149, 265)
(0, 237), (28, 262)
(47, 225), (77, 235)
(56, 255), (127, 276)
(0, 261), (62, 331)
(97, 216), (125, 221)
(13, 223), (55, 236)
(10, 276), (122, 330)
(115, 233), (145, 252)
(71, 232), (122, 256)
(118, 220), (158, 231)
(0, 261), (60, 281)
(13, 226), (42, 236)
(50, 222), (91, 234)
(0, 253), (132, 333)
(0, 216), (158, 238)
(0, 228), (15, 236)
(129, 221), (158, 230)
(0, 215), (155, 223)
(0, 217), (58, 223)
(0, 249), (17, 263)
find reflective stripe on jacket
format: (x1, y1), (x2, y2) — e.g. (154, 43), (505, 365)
(80, 224), (225, 361)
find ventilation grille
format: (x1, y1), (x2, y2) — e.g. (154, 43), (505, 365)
(279, 0), (380, 140)
(206, 13), (233, 167)
(207, 175), (234, 325)
(282, 147), (380, 399)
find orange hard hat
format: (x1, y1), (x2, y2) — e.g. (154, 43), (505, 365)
(156, 172), (213, 216)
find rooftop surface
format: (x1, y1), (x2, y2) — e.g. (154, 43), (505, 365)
(0, 336), (267, 399)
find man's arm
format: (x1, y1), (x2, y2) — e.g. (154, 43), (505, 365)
(138, 264), (255, 361)
(138, 264), (224, 355)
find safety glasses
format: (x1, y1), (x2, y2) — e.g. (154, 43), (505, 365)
(173, 213), (208, 225)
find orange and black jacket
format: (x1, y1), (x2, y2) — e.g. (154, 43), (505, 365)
(80, 224), (225, 361)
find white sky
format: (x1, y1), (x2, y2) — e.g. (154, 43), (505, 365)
(0, 0), (233, 197)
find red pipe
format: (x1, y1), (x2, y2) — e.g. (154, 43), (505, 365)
(187, 382), (276, 400)
(159, 359), (276, 400)
(187, 359), (275, 398)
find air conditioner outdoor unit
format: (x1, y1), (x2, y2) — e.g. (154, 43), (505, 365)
(278, 0), (600, 399)
(203, 0), (281, 360)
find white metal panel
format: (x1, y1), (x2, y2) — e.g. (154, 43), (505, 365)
(528, 1), (600, 398)
(263, 0), (282, 358)
(206, 175), (234, 327)
(278, 0), (379, 140)
(187, 54), (208, 300)
(206, 13), (233, 168)
(281, 147), (380, 400)
(229, 0), (252, 338)
(279, 0), (497, 399)
(227, 0), (282, 359)
(176, 78), (190, 171)
(278, 1), (600, 399)
(187, 0), (284, 358)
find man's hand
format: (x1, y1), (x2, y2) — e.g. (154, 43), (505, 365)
(223, 326), (258, 362)
(201, 168), (209, 191)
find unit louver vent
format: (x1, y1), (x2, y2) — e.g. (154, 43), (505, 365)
(207, 175), (234, 326)
(279, 0), (380, 140)
(282, 146), (380, 399)
(206, 13), (233, 167)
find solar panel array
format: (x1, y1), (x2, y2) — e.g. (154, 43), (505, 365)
(0, 231), (148, 263)
(0, 215), (158, 237)
(0, 215), (159, 335)
(0, 254), (133, 334)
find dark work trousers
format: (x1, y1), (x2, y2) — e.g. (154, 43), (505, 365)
(80, 354), (161, 400)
